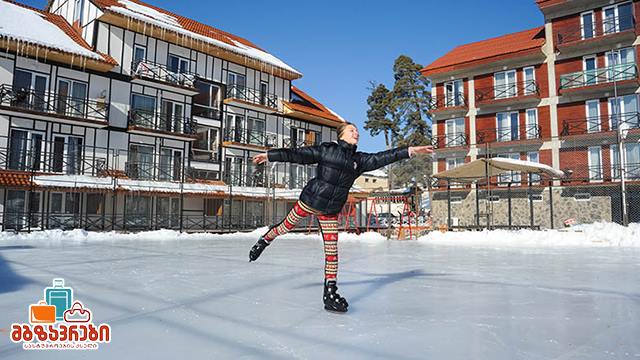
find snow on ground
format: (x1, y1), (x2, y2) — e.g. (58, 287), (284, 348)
(0, 226), (639, 359)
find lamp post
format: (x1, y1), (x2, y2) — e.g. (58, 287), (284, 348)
(611, 48), (629, 226)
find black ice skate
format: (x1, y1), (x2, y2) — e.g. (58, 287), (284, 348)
(249, 237), (270, 262)
(323, 280), (348, 313)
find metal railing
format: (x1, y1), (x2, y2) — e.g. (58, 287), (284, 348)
(613, 162), (640, 180)
(429, 93), (466, 111)
(556, 14), (635, 45)
(131, 60), (196, 88)
(192, 105), (222, 120)
(475, 80), (539, 103)
(476, 124), (542, 144)
(129, 109), (196, 135)
(223, 128), (277, 147)
(125, 159), (182, 182)
(225, 85), (278, 109)
(559, 63), (637, 89)
(561, 112), (640, 136)
(223, 166), (266, 187)
(431, 133), (468, 148)
(0, 84), (109, 122)
(283, 138), (318, 148)
(0, 136), (108, 176)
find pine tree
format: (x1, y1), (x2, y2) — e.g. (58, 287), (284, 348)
(388, 55), (432, 187)
(364, 82), (399, 149)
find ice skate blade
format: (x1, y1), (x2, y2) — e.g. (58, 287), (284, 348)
(324, 305), (348, 314)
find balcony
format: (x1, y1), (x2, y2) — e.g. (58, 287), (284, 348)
(559, 63), (638, 97)
(224, 85), (279, 113)
(477, 124), (543, 145)
(561, 112), (640, 138)
(222, 128), (277, 149)
(431, 133), (469, 149)
(224, 166), (266, 187)
(131, 60), (197, 91)
(0, 84), (109, 125)
(283, 138), (318, 148)
(128, 109), (197, 138)
(475, 80), (540, 111)
(125, 159), (182, 182)
(555, 14), (637, 58)
(0, 136), (108, 176)
(428, 93), (467, 117)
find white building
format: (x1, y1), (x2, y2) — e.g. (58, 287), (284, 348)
(0, 0), (346, 232)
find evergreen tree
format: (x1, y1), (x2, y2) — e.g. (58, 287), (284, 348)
(364, 82), (399, 149)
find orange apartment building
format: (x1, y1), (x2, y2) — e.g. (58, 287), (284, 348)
(422, 0), (640, 228)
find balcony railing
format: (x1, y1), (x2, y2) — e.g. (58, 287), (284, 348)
(561, 112), (640, 136)
(613, 162), (640, 180)
(429, 93), (467, 111)
(477, 124), (542, 144)
(224, 166), (266, 187)
(283, 138), (319, 148)
(223, 128), (277, 148)
(431, 133), (468, 149)
(556, 14), (635, 46)
(125, 158), (182, 182)
(191, 105), (222, 120)
(588, 165), (604, 181)
(559, 63), (637, 90)
(129, 109), (196, 135)
(475, 80), (539, 103)
(131, 60), (196, 88)
(0, 84), (109, 122)
(225, 85), (278, 109)
(0, 136), (108, 176)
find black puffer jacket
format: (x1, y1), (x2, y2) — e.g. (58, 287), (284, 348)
(268, 140), (410, 214)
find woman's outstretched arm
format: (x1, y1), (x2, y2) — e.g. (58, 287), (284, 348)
(252, 145), (324, 165)
(358, 145), (433, 173)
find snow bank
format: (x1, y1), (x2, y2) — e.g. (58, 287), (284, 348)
(0, 1), (101, 59)
(418, 222), (640, 248)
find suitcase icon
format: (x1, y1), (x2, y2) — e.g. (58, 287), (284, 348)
(45, 278), (73, 321)
(29, 300), (56, 324)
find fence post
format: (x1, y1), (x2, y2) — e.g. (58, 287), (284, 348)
(529, 174), (534, 228)
(548, 181), (554, 229)
(475, 183), (480, 227)
(508, 182), (512, 229)
(447, 179), (452, 229)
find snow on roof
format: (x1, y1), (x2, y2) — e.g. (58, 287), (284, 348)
(101, 0), (301, 76)
(363, 169), (387, 178)
(0, 1), (103, 60)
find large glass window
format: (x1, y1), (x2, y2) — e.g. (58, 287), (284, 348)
(57, 79), (87, 118)
(444, 80), (463, 106)
(497, 112), (519, 142)
(193, 80), (221, 118)
(581, 11), (595, 39)
(13, 70), (48, 111)
(603, 2), (633, 34)
(131, 94), (156, 127)
(494, 70), (516, 99)
(525, 109), (538, 139)
(445, 118), (465, 146)
(609, 94), (638, 130)
(583, 56), (597, 86)
(8, 130), (44, 171)
(129, 144), (154, 180)
(498, 153), (521, 184)
(227, 72), (246, 99)
(52, 136), (83, 174)
(247, 118), (265, 146)
(161, 100), (184, 133)
(588, 146), (603, 181)
(586, 100), (601, 133)
(225, 114), (244, 142)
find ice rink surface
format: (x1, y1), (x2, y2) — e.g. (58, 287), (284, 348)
(0, 229), (639, 359)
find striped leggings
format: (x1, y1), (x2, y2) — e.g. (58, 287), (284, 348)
(263, 201), (339, 281)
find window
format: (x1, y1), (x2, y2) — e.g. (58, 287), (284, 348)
(205, 198), (223, 216)
(133, 45), (146, 64)
(73, 0), (83, 25)
(365, 178), (369, 183)
(523, 67), (536, 95)
(581, 11), (595, 39)
(193, 80), (221, 118)
(612, 143), (640, 180)
(496, 112), (519, 142)
(161, 100), (185, 133)
(194, 127), (219, 155)
(527, 151), (541, 184)
(50, 193), (80, 215)
(608, 94), (638, 131)
(444, 80), (464, 106)
(125, 195), (152, 228)
(603, 2), (634, 35)
(225, 114), (244, 142)
(247, 118), (265, 146)
(574, 193), (592, 201)
(128, 144), (154, 180)
(225, 157), (244, 186)
(445, 118), (465, 147)
(159, 148), (182, 181)
(260, 81), (269, 106)
(156, 197), (180, 229)
(168, 54), (189, 74)
(447, 157), (465, 188)
(131, 94), (156, 127)
(583, 56), (597, 86)
(8, 129), (44, 171)
(525, 108), (538, 139)
(606, 47), (635, 81)
(494, 70), (517, 99)
(586, 100), (601, 133)
(86, 193), (103, 215)
(13, 69), (48, 111)
(588, 146), (603, 182)
(498, 153), (521, 184)
(57, 79), (87, 118)
(52, 135), (83, 174)
(227, 72), (246, 99)
(290, 164), (305, 188)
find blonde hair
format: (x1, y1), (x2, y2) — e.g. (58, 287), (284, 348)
(337, 122), (355, 139)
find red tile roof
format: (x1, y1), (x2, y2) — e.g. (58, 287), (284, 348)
(284, 86), (345, 125)
(4, 0), (116, 65)
(421, 27), (545, 77)
(0, 171), (31, 188)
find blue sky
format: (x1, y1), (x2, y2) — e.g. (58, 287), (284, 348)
(21, 0), (543, 152)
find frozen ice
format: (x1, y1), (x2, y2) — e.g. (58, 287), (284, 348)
(0, 228), (639, 359)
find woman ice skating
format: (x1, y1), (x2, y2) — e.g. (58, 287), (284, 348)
(249, 122), (433, 313)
